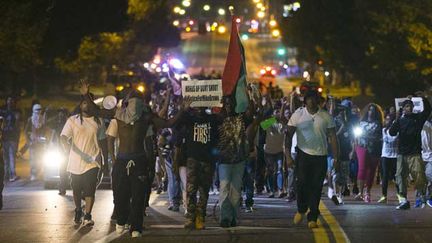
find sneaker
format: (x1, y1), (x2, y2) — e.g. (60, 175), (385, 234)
(172, 205), (180, 212)
(331, 195), (340, 205)
(278, 192), (288, 198)
(308, 221), (318, 229)
(352, 185), (359, 195)
(414, 199), (426, 208)
(268, 193), (275, 198)
(354, 193), (363, 201)
(168, 205), (174, 211)
(427, 199), (432, 208)
(397, 194), (404, 204)
(337, 195), (344, 205)
(293, 212), (304, 225)
(377, 196), (387, 203)
(214, 190), (220, 195)
(74, 208), (83, 225)
(396, 201), (410, 210)
(30, 175), (36, 181)
(184, 218), (195, 229)
(83, 214), (94, 226)
(342, 187), (350, 196)
(10, 176), (19, 182)
(116, 224), (126, 234)
(245, 206), (253, 213)
(328, 188), (335, 199)
(195, 216), (205, 230)
(131, 231), (142, 238)
(363, 194), (371, 203)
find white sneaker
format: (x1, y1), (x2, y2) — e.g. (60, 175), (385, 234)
(83, 219), (94, 226)
(328, 187), (334, 199)
(116, 224), (126, 234)
(337, 195), (344, 205)
(131, 231), (142, 238)
(30, 175), (36, 181)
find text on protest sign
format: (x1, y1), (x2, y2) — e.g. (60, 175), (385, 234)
(182, 80), (223, 107)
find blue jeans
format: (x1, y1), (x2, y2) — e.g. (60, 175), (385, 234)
(164, 156), (180, 206)
(265, 152), (284, 193)
(243, 157), (256, 207)
(3, 141), (17, 179)
(219, 161), (245, 225)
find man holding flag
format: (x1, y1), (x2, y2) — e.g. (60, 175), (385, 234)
(217, 15), (252, 228)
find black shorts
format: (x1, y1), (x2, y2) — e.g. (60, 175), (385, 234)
(70, 167), (99, 197)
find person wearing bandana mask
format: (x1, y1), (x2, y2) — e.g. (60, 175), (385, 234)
(90, 85), (191, 238)
(24, 104), (47, 181)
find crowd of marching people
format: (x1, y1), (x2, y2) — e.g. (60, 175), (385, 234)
(1, 80), (432, 238)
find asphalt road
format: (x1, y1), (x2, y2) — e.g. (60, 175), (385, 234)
(1, 177), (432, 243)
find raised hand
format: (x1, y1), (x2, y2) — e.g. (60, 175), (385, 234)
(79, 79), (90, 95)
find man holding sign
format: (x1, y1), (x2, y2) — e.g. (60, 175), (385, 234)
(390, 93), (431, 210)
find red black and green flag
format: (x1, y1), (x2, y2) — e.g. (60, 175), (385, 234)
(222, 16), (248, 113)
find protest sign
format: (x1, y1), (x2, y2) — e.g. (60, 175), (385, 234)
(395, 97), (424, 113)
(182, 79), (223, 107)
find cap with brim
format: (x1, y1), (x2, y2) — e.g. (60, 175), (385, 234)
(32, 104), (42, 112)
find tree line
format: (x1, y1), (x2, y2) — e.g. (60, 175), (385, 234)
(0, 0), (180, 96)
(280, 0), (432, 102)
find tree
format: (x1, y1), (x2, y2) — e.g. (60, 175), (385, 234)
(280, 0), (432, 102)
(0, 0), (49, 94)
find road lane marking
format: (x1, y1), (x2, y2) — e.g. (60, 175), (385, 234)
(311, 219), (330, 243)
(319, 202), (351, 243)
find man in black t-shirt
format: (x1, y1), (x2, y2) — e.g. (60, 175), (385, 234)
(177, 108), (221, 230)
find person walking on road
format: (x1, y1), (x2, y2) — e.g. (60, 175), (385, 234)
(60, 98), (107, 226)
(421, 113), (432, 207)
(353, 103), (384, 203)
(390, 94), (431, 209)
(285, 90), (339, 229)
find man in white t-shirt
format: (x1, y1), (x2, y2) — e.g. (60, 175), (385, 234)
(284, 90), (339, 229)
(61, 99), (106, 226)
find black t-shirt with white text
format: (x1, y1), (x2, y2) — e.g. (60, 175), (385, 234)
(177, 111), (221, 163)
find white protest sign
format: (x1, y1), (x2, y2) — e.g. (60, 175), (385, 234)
(182, 79), (223, 107)
(395, 97), (424, 113)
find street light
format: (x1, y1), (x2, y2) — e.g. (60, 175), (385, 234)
(173, 20), (180, 26)
(218, 8), (226, 15)
(173, 6), (181, 13)
(179, 9), (186, 15)
(269, 20), (277, 27)
(203, 5), (210, 11)
(272, 29), (281, 38)
(277, 48), (286, 56)
(182, 0), (191, 8)
(257, 11), (265, 18)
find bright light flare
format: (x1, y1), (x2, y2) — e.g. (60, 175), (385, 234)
(325, 71), (330, 77)
(218, 8), (226, 15)
(179, 9), (186, 15)
(241, 34), (249, 40)
(173, 6), (181, 13)
(169, 59), (184, 69)
(260, 69), (266, 75)
(272, 29), (281, 38)
(173, 20), (180, 26)
(269, 20), (277, 27)
(203, 5), (210, 11)
(257, 11), (265, 18)
(43, 149), (64, 167)
(217, 25), (226, 34)
(271, 70), (277, 75)
(137, 85), (145, 93)
(182, 0), (191, 7)
(353, 126), (363, 138)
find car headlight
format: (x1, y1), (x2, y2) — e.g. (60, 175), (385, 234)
(43, 149), (64, 168)
(353, 126), (363, 138)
